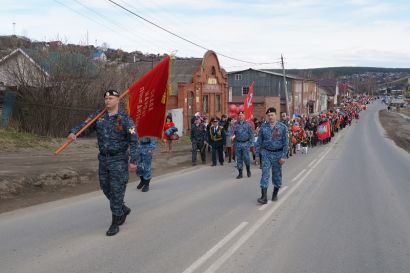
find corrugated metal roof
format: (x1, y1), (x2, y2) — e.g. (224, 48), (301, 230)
(227, 68), (302, 80)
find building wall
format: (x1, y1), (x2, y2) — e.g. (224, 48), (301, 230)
(291, 80), (303, 116)
(228, 69), (292, 98)
(170, 51), (228, 135)
(0, 52), (48, 87)
(229, 96), (280, 121)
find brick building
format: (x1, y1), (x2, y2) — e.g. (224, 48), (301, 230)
(167, 50), (228, 134)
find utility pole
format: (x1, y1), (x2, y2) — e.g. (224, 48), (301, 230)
(281, 54), (290, 116)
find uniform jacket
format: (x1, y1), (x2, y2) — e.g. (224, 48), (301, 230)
(208, 125), (226, 146)
(191, 123), (207, 143)
(233, 120), (254, 146)
(70, 110), (139, 164)
(256, 121), (289, 159)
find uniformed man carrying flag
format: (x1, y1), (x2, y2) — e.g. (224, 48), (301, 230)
(68, 90), (139, 236)
(256, 107), (289, 204)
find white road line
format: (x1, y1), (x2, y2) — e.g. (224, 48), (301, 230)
(292, 169), (307, 182)
(203, 146), (334, 273)
(258, 186), (288, 211)
(308, 159), (318, 168)
(181, 222), (248, 273)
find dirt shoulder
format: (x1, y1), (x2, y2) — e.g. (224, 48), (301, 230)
(379, 109), (410, 153)
(0, 136), (193, 213)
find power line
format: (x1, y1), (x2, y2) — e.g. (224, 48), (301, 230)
(106, 0), (281, 65)
(55, 0), (166, 52)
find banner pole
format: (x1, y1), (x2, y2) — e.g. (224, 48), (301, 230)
(54, 89), (130, 155)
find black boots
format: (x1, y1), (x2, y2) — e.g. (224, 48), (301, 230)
(246, 165), (251, 177)
(106, 214), (121, 236)
(138, 177), (150, 192)
(272, 187), (279, 201)
(236, 169), (243, 179)
(257, 188), (268, 204)
(141, 179), (150, 192)
(118, 204), (131, 226)
(137, 176), (145, 190)
(236, 167), (250, 178)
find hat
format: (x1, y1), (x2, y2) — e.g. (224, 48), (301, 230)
(104, 89), (119, 97)
(266, 107), (276, 114)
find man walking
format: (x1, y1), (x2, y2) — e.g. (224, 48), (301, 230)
(191, 116), (207, 165)
(208, 117), (226, 166)
(68, 90), (139, 236)
(233, 111), (254, 179)
(256, 107), (289, 204)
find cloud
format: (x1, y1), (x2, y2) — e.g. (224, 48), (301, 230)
(1, 0), (409, 69)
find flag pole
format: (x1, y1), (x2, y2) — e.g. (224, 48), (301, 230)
(54, 89), (130, 155)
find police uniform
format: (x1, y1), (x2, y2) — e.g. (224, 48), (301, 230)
(70, 90), (139, 236)
(136, 137), (157, 192)
(191, 120), (207, 165)
(233, 115), (254, 178)
(256, 107), (289, 204)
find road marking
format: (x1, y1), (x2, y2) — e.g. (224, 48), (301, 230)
(203, 145), (334, 273)
(182, 222), (248, 273)
(308, 158), (317, 168)
(291, 169), (307, 182)
(258, 186), (288, 211)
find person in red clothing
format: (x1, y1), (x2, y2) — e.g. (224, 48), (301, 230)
(162, 115), (175, 153)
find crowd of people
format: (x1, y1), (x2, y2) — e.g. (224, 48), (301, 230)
(67, 89), (372, 236)
(177, 96), (372, 168)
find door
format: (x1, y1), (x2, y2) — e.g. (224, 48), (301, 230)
(187, 91), (194, 129)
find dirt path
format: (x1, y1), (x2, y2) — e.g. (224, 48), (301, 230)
(379, 109), (410, 153)
(0, 138), (195, 213)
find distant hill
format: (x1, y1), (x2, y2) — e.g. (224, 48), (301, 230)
(265, 67), (410, 79)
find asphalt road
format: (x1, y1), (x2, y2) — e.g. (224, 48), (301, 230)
(1, 102), (409, 273)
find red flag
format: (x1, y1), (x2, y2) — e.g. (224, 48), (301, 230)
(317, 120), (331, 140)
(244, 81), (254, 121)
(128, 56), (171, 138)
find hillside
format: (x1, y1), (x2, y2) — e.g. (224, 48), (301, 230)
(266, 67), (410, 79)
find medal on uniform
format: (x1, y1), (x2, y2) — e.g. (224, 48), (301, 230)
(272, 127), (280, 140)
(116, 116), (123, 131)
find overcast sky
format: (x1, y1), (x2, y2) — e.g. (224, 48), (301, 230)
(1, 0), (409, 70)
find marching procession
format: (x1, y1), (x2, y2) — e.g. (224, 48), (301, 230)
(67, 90), (371, 236)
(67, 88), (371, 236)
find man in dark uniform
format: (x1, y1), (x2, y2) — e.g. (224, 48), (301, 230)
(233, 111), (254, 179)
(208, 117), (226, 166)
(256, 107), (289, 204)
(191, 116), (207, 165)
(68, 90), (139, 236)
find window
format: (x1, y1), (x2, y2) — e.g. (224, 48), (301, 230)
(202, 95), (209, 114)
(242, 86), (249, 95)
(235, 74), (242, 80)
(216, 95), (221, 112)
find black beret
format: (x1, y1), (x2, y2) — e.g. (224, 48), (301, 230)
(238, 111), (245, 115)
(266, 107), (276, 114)
(104, 89), (120, 97)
